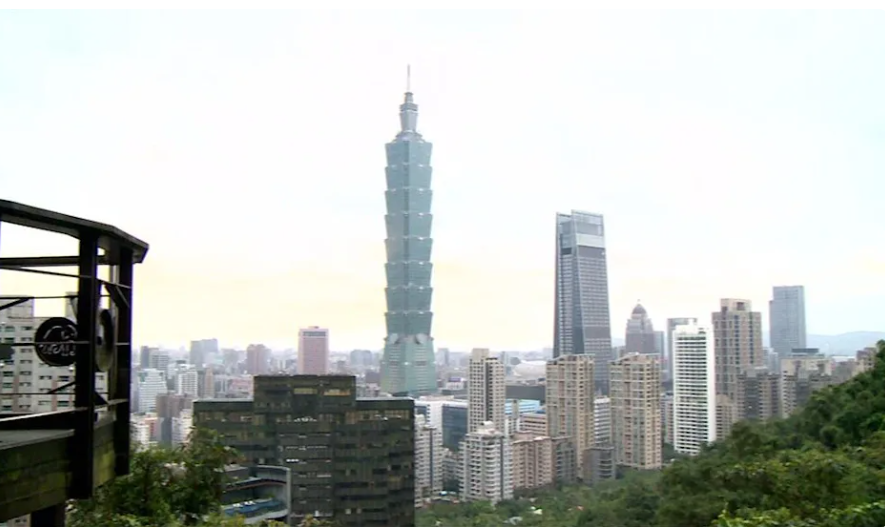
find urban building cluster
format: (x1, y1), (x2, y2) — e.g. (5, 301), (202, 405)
(403, 293), (878, 507)
(0, 83), (880, 527)
(129, 328), (331, 449)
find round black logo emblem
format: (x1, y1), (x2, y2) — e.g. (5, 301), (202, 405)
(34, 317), (78, 367)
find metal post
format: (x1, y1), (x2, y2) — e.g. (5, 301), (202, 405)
(113, 247), (133, 476)
(72, 232), (98, 499)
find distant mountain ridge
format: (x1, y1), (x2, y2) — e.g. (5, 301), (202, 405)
(613, 332), (885, 355)
(804, 331), (885, 355)
(760, 331), (883, 355)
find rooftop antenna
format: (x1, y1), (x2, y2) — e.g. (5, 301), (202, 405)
(406, 64), (411, 93)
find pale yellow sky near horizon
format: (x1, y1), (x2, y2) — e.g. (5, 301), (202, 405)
(1, 11), (884, 350)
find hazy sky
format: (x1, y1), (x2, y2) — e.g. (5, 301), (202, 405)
(1, 10), (883, 351)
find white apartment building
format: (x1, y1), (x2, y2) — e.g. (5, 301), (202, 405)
(594, 396), (612, 445)
(137, 368), (167, 413)
(132, 413), (158, 447)
(414, 414), (443, 505)
(0, 297), (106, 414)
(467, 349), (505, 434)
(415, 395), (460, 429)
(460, 421), (513, 504)
(172, 409), (193, 445)
(672, 321), (717, 456)
(176, 368), (198, 398)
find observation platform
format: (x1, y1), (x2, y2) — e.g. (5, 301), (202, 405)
(0, 200), (149, 526)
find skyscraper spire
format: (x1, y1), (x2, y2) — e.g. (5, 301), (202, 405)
(399, 65), (419, 133)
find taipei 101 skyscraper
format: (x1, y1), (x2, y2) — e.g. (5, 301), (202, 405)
(380, 68), (437, 396)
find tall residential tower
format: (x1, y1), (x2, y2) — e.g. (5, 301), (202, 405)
(298, 326), (329, 375)
(666, 317), (698, 383)
(380, 79), (438, 396)
(610, 353), (662, 469)
(712, 298), (763, 436)
(672, 321), (716, 455)
(467, 348), (506, 434)
(553, 211), (613, 394)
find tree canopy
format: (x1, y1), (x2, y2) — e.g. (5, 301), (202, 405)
(66, 428), (285, 527)
(417, 341), (885, 527)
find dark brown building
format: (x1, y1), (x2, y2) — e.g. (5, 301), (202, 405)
(194, 375), (414, 527)
(245, 344), (272, 376)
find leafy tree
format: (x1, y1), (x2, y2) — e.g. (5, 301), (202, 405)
(297, 515), (338, 527)
(713, 501), (885, 527)
(67, 428), (270, 527)
(656, 340), (885, 527)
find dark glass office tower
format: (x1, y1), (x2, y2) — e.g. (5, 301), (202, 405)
(194, 376), (415, 527)
(380, 84), (437, 396)
(553, 211), (614, 395)
(769, 285), (807, 358)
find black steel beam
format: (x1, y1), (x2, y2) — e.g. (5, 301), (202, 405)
(0, 408), (81, 430)
(0, 255), (110, 267)
(113, 246), (134, 477)
(72, 232), (98, 499)
(46, 381), (76, 395)
(0, 199), (149, 263)
(104, 281), (129, 311)
(0, 297), (32, 312)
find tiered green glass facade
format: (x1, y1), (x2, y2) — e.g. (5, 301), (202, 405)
(381, 90), (437, 396)
(194, 375), (415, 527)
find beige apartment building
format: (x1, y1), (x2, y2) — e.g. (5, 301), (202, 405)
(737, 366), (781, 422)
(414, 414), (443, 505)
(661, 394), (674, 446)
(715, 394), (738, 439)
(519, 412), (548, 436)
(546, 355), (595, 474)
(511, 434), (554, 492)
(467, 348), (505, 434)
(856, 346), (878, 373)
(460, 422), (513, 504)
(610, 353), (662, 470)
(712, 299), (764, 429)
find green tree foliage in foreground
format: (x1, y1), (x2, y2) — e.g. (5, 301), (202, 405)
(67, 428), (286, 527)
(418, 341), (885, 527)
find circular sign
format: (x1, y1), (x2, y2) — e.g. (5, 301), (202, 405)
(95, 309), (116, 372)
(34, 317), (79, 367)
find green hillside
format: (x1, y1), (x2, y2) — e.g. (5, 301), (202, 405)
(417, 341), (885, 527)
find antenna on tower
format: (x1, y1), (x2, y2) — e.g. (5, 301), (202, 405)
(406, 64), (411, 93)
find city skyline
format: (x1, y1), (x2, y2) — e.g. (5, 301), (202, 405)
(1, 11), (884, 350)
